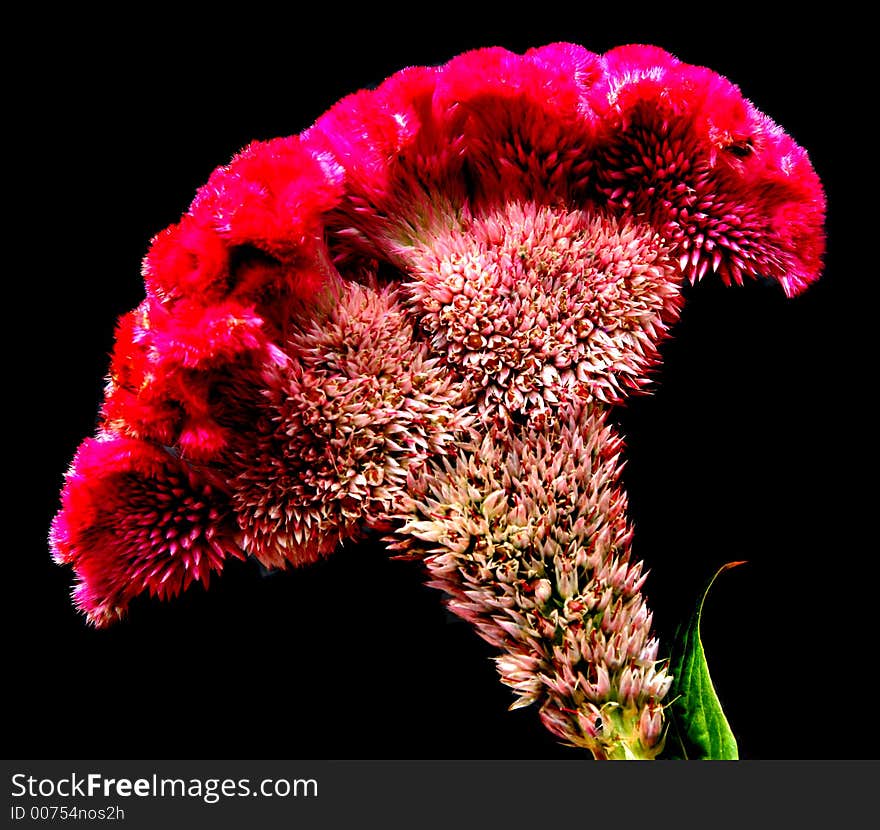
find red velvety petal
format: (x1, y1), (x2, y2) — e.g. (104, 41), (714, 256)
(304, 66), (440, 201)
(101, 300), (275, 460)
(303, 64), (466, 258)
(102, 305), (183, 445)
(148, 298), (266, 368)
(189, 134), (343, 257)
(142, 135), (344, 315)
(142, 215), (230, 303)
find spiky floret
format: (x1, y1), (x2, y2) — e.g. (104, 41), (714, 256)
(230, 281), (472, 568)
(49, 435), (242, 626)
(401, 202), (682, 421)
(391, 403), (670, 760)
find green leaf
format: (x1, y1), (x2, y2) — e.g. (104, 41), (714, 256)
(662, 561), (743, 760)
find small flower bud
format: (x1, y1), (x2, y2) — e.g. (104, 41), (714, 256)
(535, 578), (553, 604)
(639, 703), (664, 746)
(554, 556), (577, 600)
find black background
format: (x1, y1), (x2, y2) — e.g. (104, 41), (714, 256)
(15, 7), (868, 761)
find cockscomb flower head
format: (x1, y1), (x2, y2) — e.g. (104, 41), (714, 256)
(51, 42), (825, 758)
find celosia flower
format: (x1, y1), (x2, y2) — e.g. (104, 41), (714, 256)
(50, 43), (825, 759)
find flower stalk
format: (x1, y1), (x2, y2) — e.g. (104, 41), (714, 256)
(391, 404), (670, 760)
